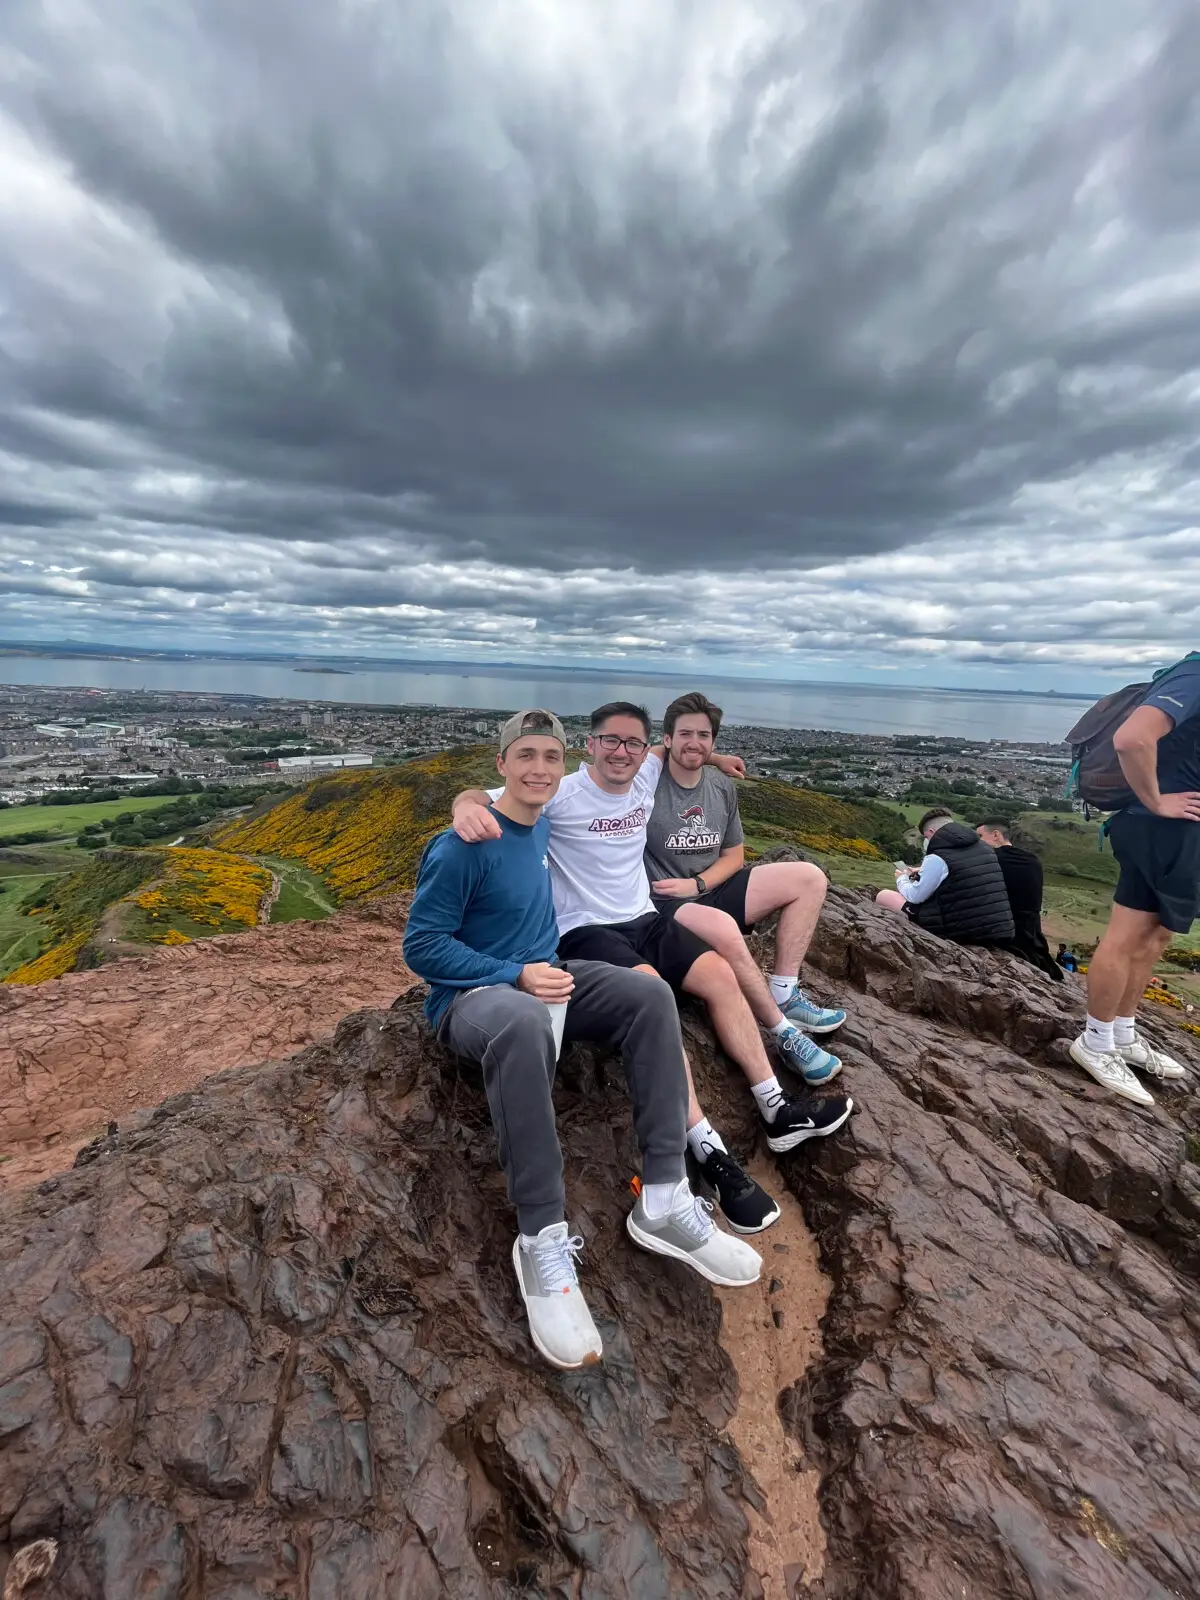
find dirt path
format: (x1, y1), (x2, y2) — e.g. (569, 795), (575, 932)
(258, 870), (282, 924)
(0, 904), (414, 1190)
(717, 1153), (828, 1598)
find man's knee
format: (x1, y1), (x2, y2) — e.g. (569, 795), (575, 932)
(609, 964), (675, 1011)
(493, 988), (555, 1041)
(684, 949), (740, 1000)
(786, 860), (827, 902)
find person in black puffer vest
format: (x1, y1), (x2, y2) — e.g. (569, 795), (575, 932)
(876, 808), (1014, 947)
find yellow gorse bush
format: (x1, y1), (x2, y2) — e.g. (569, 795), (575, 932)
(217, 750), (498, 900)
(133, 849), (272, 932)
(5, 931), (91, 986)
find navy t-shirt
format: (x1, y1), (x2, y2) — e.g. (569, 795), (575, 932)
(1141, 657), (1200, 795)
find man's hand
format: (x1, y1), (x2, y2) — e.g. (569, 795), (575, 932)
(517, 963), (575, 1000)
(652, 877), (700, 898)
(1151, 791), (1200, 821)
(710, 752), (746, 778)
(453, 801), (502, 842)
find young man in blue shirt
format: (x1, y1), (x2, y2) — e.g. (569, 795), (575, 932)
(403, 709), (761, 1372)
(1070, 656), (1200, 1104)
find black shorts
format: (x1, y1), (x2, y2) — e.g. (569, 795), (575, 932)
(557, 911), (713, 993)
(652, 865), (755, 933)
(1107, 809), (1200, 934)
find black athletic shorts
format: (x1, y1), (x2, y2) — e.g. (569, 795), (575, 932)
(652, 864), (755, 933)
(1107, 809), (1200, 934)
(557, 911), (713, 992)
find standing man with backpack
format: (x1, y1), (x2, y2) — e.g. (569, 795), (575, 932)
(1066, 653), (1200, 1104)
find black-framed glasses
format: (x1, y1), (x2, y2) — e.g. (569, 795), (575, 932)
(593, 734), (648, 754)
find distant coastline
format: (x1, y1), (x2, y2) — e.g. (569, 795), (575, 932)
(0, 640), (1100, 702)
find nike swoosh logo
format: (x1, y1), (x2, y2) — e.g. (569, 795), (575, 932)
(1158, 694), (1184, 708)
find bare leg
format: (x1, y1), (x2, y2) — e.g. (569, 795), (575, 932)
(1085, 904), (1168, 1021)
(681, 950), (776, 1088)
(875, 889), (907, 912)
(673, 904), (780, 1026)
(743, 861), (828, 975)
(1118, 923), (1174, 1018)
(634, 962), (704, 1125)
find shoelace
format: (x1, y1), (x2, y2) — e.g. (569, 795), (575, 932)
(530, 1232), (585, 1294)
(703, 1149), (753, 1200)
(669, 1189), (716, 1243)
(781, 1028), (824, 1065)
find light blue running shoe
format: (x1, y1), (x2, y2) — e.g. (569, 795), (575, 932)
(780, 986), (847, 1036)
(775, 1026), (842, 1085)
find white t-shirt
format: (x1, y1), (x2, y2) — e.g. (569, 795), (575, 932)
(489, 752), (661, 935)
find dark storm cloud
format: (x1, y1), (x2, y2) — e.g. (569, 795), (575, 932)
(1, 0), (1199, 673)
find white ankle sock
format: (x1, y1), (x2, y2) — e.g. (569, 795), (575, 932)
(686, 1118), (726, 1159)
(751, 1075), (786, 1124)
(768, 1018), (792, 1037)
(1113, 1015), (1137, 1047)
(1084, 1015), (1115, 1054)
(641, 1180), (678, 1219)
(769, 975), (797, 1005)
(519, 1225), (563, 1251)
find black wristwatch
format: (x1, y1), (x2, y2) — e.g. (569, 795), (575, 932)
(694, 875), (707, 895)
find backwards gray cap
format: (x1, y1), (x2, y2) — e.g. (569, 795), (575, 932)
(498, 708), (567, 755)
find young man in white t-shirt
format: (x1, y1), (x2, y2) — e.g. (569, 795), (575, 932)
(452, 701), (853, 1236)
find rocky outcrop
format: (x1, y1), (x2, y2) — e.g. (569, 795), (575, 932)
(787, 890), (1200, 1599)
(0, 901), (414, 1189)
(0, 886), (1197, 1597)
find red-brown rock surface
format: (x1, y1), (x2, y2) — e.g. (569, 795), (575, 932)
(0, 885), (1198, 1597)
(0, 904), (414, 1190)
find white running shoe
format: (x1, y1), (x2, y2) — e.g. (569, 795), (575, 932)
(626, 1178), (761, 1287)
(1069, 1036), (1155, 1107)
(1117, 1034), (1188, 1081)
(513, 1225), (603, 1370)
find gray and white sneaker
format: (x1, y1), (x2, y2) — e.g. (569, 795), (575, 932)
(1069, 1036), (1155, 1108)
(1118, 1033), (1188, 1081)
(626, 1178), (761, 1287)
(513, 1224), (603, 1370)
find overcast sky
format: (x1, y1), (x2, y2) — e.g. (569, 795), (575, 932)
(2, 0), (1199, 691)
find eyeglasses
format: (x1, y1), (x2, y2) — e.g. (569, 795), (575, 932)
(593, 734), (648, 754)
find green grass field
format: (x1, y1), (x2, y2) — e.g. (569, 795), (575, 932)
(255, 855), (339, 924)
(0, 873), (55, 976)
(0, 796), (167, 841)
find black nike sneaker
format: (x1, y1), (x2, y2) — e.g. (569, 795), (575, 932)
(761, 1091), (853, 1154)
(690, 1146), (781, 1234)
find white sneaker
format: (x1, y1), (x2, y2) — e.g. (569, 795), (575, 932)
(513, 1225), (603, 1370)
(1118, 1034), (1188, 1081)
(1069, 1036), (1155, 1107)
(626, 1178), (761, 1287)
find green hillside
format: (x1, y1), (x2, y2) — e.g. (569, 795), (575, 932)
(219, 747), (908, 902)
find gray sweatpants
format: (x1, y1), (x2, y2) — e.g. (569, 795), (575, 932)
(439, 960), (688, 1234)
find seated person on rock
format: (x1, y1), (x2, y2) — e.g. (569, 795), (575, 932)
(403, 709), (761, 1372)
(451, 701), (853, 1240)
(875, 808), (1015, 948)
(646, 691), (851, 1084)
(1068, 657), (1199, 1106)
(974, 817), (1063, 981)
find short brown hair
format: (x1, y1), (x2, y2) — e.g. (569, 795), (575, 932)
(663, 692), (723, 738)
(589, 701), (651, 739)
(917, 807), (954, 835)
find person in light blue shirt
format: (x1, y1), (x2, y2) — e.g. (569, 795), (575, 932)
(403, 708), (760, 1373)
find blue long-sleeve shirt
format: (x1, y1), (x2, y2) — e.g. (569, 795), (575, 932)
(403, 811), (559, 1028)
